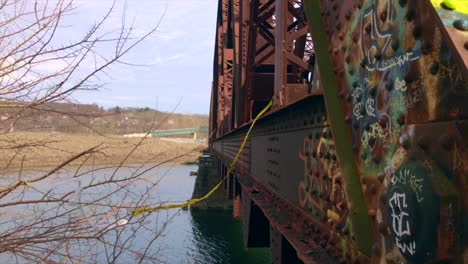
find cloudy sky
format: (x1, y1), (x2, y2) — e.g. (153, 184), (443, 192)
(68, 0), (218, 114)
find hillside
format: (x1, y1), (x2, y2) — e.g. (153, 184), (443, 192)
(0, 102), (209, 135)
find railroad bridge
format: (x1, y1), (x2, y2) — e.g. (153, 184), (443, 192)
(205, 0), (467, 263)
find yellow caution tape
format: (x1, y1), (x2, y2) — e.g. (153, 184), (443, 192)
(431, 0), (468, 14)
(132, 101), (273, 216)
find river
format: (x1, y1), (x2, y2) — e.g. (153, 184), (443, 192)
(0, 163), (270, 264)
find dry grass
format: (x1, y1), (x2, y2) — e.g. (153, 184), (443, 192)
(0, 132), (205, 169)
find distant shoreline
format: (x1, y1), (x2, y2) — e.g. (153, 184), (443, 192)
(0, 132), (205, 171)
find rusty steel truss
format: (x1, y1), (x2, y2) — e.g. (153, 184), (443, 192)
(208, 0), (467, 263)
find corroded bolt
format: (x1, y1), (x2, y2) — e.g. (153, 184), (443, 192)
(368, 209), (376, 217)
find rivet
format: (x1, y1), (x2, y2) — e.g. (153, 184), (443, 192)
(378, 116), (387, 128)
(375, 53), (382, 61)
(430, 61), (439, 75)
(385, 79), (393, 91)
(422, 41), (432, 55)
(453, 19), (468, 31)
(412, 25), (422, 39)
(406, 9), (415, 21)
(360, 58), (368, 68)
(397, 114), (406, 126)
(369, 183), (377, 194)
(380, 10), (387, 22)
(391, 38), (399, 51)
(356, 0), (363, 9)
(365, 24), (371, 34)
(352, 80), (359, 88)
(346, 55), (351, 64)
(377, 172), (385, 182)
(372, 154), (381, 164)
(336, 22), (341, 30)
(342, 226), (349, 235)
(345, 11), (352, 21)
(369, 86), (377, 96)
(361, 151), (367, 160)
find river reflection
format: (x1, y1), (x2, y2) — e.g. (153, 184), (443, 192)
(0, 163), (270, 264)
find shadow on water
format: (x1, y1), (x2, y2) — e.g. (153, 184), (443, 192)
(188, 210), (270, 264)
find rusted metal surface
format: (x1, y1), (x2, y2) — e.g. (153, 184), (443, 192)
(208, 0), (467, 263)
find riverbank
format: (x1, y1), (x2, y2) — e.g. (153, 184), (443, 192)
(0, 132), (205, 169)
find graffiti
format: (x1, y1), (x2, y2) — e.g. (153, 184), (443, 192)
(352, 87), (364, 120)
(391, 169), (424, 202)
(394, 77), (407, 92)
(360, 0), (392, 71)
(389, 192), (416, 255)
(371, 51), (420, 72)
(298, 131), (347, 227)
(361, 122), (385, 149)
(365, 97), (376, 117)
(442, 203), (455, 232)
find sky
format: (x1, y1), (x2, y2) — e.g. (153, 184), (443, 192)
(67, 0), (218, 114)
